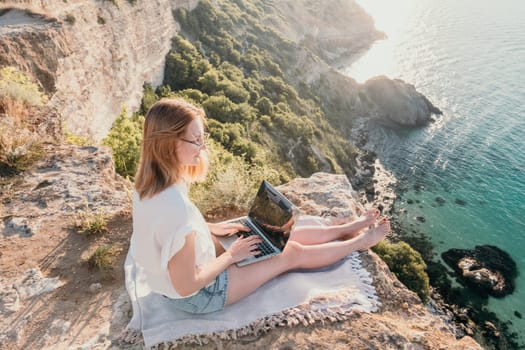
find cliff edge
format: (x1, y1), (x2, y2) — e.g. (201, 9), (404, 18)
(0, 148), (480, 349)
(1, 0), (472, 348)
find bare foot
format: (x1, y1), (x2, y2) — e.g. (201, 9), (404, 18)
(341, 208), (380, 239)
(355, 217), (390, 251)
(358, 208), (381, 227)
(329, 208), (381, 226)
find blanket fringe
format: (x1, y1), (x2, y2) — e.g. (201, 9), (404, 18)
(122, 293), (378, 348)
(119, 328), (144, 346)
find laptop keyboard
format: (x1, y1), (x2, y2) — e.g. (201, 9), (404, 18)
(236, 218), (277, 258)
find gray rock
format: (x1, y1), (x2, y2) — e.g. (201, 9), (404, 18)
(0, 288), (20, 314)
(2, 144), (130, 225)
(89, 283), (103, 294)
(277, 172), (364, 221)
(3, 217), (35, 237)
(362, 76), (442, 127)
(13, 268), (64, 300)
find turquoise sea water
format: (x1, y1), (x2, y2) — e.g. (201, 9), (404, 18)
(343, 0), (525, 344)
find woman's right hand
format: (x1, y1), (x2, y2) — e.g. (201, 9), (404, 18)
(226, 234), (262, 263)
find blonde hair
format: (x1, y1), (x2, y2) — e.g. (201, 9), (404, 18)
(134, 98), (208, 199)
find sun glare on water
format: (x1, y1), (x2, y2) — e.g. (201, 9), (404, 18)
(344, 0), (418, 82)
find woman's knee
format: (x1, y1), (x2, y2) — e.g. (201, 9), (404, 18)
(282, 240), (305, 268)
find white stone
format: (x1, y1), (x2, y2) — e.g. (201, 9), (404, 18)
(89, 283), (103, 294)
(13, 268), (64, 300)
(0, 288), (20, 314)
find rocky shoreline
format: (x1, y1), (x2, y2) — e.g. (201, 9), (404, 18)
(352, 144), (522, 350)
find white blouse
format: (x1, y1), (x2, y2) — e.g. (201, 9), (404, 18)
(129, 183), (216, 298)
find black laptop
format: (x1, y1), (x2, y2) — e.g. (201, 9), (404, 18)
(217, 180), (297, 266)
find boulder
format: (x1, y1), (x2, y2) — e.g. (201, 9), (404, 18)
(277, 172), (364, 222)
(362, 76), (442, 127)
(442, 245), (517, 297)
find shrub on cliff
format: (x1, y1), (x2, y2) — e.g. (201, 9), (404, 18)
(190, 139), (281, 215)
(0, 66), (47, 108)
(102, 108), (144, 178)
(140, 83), (158, 115)
(0, 67), (47, 175)
(372, 240), (430, 302)
(0, 116), (44, 176)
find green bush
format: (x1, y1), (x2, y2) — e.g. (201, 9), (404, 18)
(102, 108), (144, 178)
(372, 241), (430, 302)
(202, 95), (237, 123)
(259, 114), (272, 128)
(230, 139), (258, 162)
(261, 76), (297, 103)
(207, 120), (242, 147)
(198, 69), (220, 94)
(88, 244), (118, 273)
(255, 97), (273, 115)
(171, 89), (208, 105)
(190, 140), (280, 214)
(164, 36), (211, 91)
(218, 80), (250, 104)
(165, 0), (362, 179)
(218, 62), (244, 83)
(140, 82), (157, 115)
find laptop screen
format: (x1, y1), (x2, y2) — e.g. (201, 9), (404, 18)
(248, 180), (296, 251)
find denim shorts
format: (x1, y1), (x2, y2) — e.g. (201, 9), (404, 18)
(169, 269), (228, 314)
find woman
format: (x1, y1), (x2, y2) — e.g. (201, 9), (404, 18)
(130, 98), (390, 314)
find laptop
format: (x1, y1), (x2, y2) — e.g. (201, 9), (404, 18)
(217, 180), (298, 266)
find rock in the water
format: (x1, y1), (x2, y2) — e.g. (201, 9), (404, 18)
(435, 196), (446, 206)
(441, 245), (517, 297)
(455, 198), (467, 206)
(361, 76), (442, 127)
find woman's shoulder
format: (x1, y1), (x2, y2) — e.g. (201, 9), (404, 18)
(134, 183), (189, 209)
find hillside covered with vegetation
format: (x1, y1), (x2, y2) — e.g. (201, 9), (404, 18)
(107, 2), (357, 180)
(105, 0), (364, 214)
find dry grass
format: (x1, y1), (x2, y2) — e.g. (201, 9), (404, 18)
(0, 67), (48, 175)
(0, 113), (45, 176)
(63, 128), (93, 146)
(0, 66), (47, 107)
(74, 205), (108, 236)
(87, 244), (119, 273)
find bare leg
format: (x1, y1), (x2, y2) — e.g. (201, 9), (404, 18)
(289, 209), (380, 245)
(225, 219), (390, 304)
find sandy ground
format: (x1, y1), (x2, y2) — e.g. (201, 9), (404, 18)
(0, 208), (131, 349)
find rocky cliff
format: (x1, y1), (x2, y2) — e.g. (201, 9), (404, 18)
(0, 150), (481, 349)
(0, 0), (193, 140)
(267, 0), (384, 66)
(1, 0), (440, 143)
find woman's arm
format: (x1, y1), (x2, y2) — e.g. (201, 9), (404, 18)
(207, 222), (251, 237)
(167, 232), (261, 297)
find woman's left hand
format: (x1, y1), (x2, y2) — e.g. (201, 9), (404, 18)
(208, 222), (251, 237)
